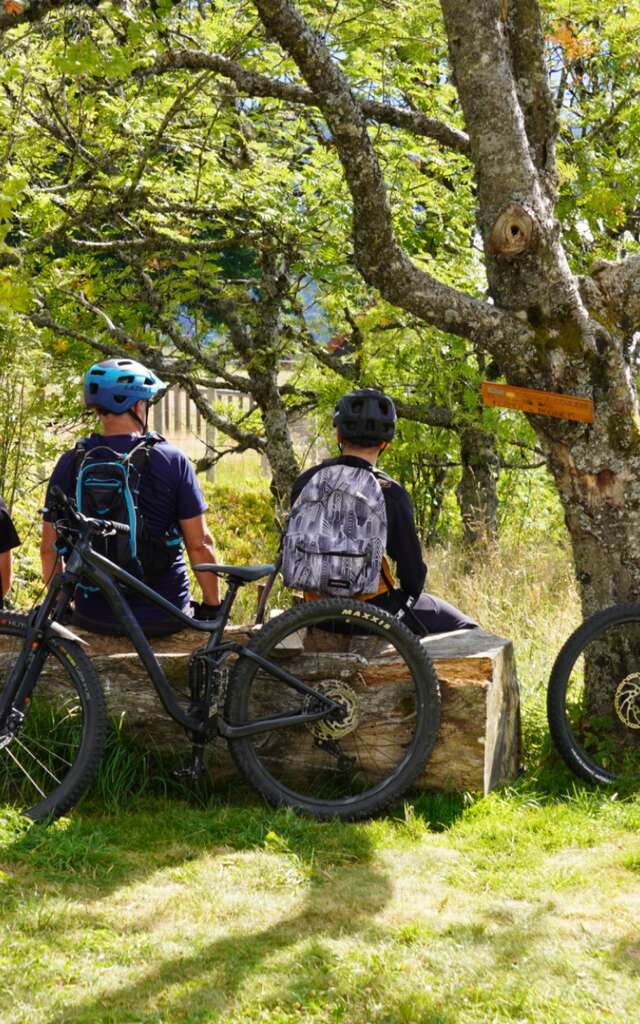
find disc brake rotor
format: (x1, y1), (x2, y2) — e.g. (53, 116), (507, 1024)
(614, 674), (640, 730)
(304, 679), (360, 741)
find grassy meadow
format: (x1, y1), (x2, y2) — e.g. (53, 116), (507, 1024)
(2, 489), (640, 1023)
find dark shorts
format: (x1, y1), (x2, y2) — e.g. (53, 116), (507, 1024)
(71, 610), (188, 638)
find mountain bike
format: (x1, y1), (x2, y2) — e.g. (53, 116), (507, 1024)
(548, 603), (640, 784)
(0, 487), (441, 821)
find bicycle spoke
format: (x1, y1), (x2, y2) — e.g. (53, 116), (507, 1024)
(17, 732), (74, 768)
(4, 745), (47, 800)
(12, 736), (64, 785)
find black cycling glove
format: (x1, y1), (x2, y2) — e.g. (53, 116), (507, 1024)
(191, 600), (222, 621)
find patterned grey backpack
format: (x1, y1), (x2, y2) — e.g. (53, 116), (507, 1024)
(282, 464), (388, 596)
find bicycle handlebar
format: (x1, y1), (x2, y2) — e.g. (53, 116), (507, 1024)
(47, 484), (130, 537)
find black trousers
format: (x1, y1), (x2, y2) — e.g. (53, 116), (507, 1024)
(370, 592), (478, 636)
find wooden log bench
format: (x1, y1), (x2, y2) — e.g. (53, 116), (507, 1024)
(5, 622), (520, 794)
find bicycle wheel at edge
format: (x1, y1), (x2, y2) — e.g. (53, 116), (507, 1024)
(225, 598), (441, 820)
(548, 603), (640, 785)
(0, 612), (107, 821)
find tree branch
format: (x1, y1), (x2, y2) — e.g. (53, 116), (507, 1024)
(250, 0), (528, 361)
(588, 255), (640, 336)
(392, 398), (454, 430)
(124, 257), (255, 392)
(303, 329), (455, 430)
(144, 48), (471, 155)
(504, 0), (559, 185)
(0, 0), (100, 34)
(30, 303), (266, 452)
(195, 440), (258, 475)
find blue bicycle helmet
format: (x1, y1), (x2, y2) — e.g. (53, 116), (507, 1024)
(84, 359), (167, 413)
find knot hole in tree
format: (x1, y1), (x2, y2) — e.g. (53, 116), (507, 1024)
(490, 203), (536, 261)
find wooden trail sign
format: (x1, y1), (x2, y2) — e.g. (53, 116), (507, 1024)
(481, 381), (594, 423)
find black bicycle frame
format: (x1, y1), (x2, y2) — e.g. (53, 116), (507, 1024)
(0, 534), (339, 739)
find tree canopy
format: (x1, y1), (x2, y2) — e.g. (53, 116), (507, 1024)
(1, 1), (639, 599)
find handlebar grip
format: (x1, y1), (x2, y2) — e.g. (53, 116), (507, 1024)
(49, 484), (71, 509)
(109, 521), (130, 535)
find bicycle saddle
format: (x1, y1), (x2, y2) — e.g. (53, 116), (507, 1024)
(193, 563), (277, 583)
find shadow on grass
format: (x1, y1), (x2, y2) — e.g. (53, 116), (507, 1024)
(50, 859), (393, 1023)
(1, 789), (403, 1024)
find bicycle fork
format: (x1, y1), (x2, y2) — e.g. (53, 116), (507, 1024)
(0, 580), (76, 743)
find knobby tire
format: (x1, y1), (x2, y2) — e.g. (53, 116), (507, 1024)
(548, 602), (640, 785)
(0, 613), (107, 820)
(226, 598), (441, 819)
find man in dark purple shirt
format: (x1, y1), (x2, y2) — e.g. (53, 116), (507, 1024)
(0, 495), (20, 604)
(41, 358), (220, 636)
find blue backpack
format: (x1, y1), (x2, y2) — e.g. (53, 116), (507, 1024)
(73, 433), (182, 578)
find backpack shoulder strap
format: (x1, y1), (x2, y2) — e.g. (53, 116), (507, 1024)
(143, 431), (166, 446)
(373, 467), (398, 492)
(70, 437), (90, 488)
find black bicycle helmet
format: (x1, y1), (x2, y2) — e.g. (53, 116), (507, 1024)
(333, 387), (397, 446)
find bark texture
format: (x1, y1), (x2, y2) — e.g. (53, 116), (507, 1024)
(456, 425), (499, 546)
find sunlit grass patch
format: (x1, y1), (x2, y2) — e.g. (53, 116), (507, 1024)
(1, 792), (640, 1024)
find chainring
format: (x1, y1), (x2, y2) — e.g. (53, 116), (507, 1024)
(303, 679), (360, 741)
(614, 674), (640, 730)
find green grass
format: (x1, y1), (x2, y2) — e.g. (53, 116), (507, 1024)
(2, 538), (639, 1023)
(1, 788), (640, 1023)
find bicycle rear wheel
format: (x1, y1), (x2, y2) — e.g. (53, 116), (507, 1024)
(548, 603), (640, 785)
(0, 613), (107, 820)
(226, 599), (441, 819)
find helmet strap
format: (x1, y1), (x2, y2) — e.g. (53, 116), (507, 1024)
(129, 403), (148, 434)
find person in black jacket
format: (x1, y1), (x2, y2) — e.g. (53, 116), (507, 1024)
(291, 388), (478, 635)
(0, 494), (20, 604)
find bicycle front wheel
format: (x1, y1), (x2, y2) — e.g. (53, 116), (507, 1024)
(226, 599), (441, 819)
(0, 613), (107, 820)
(548, 603), (640, 785)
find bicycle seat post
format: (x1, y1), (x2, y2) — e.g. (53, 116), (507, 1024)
(205, 577), (240, 651)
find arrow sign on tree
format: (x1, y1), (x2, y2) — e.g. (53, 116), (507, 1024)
(481, 382), (594, 423)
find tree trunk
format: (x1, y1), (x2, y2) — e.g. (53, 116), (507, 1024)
(537, 406), (640, 712)
(251, 382), (300, 509)
(456, 425), (499, 545)
(219, 245), (301, 509)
